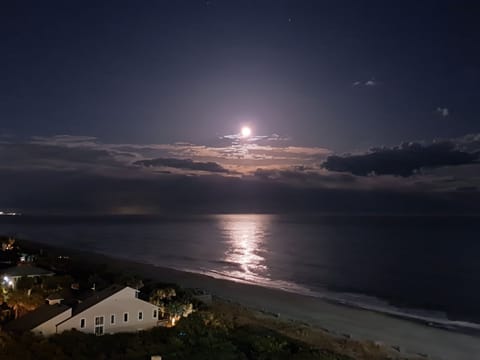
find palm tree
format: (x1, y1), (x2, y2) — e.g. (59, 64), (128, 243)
(5, 290), (44, 319)
(150, 288), (176, 303)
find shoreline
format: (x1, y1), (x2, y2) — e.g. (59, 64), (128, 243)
(16, 239), (480, 360)
(173, 266), (480, 337)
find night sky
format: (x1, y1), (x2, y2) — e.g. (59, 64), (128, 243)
(1, 1), (480, 214)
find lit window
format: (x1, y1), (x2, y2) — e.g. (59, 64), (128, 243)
(153, 309), (157, 319)
(80, 318), (86, 328)
(110, 314), (115, 324)
(138, 311), (143, 320)
(124, 312), (129, 322)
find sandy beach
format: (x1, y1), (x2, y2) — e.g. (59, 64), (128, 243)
(22, 240), (480, 360)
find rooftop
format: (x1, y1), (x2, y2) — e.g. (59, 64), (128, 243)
(4, 304), (70, 332)
(72, 284), (126, 316)
(2, 264), (54, 278)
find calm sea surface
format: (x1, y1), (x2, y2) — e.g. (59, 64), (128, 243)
(1, 214), (479, 327)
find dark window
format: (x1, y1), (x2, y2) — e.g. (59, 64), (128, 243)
(80, 319), (86, 328)
(124, 313), (128, 322)
(94, 316), (104, 336)
(111, 314), (115, 324)
(95, 325), (104, 335)
(153, 309), (158, 319)
(138, 311), (143, 320)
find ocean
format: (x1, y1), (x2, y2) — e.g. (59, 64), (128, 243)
(1, 214), (480, 331)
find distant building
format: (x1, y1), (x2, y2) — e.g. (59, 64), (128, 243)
(5, 285), (159, 336)
(1, 264), (54, 288)
(19, 252), (37, 263)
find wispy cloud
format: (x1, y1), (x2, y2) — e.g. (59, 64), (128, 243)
(9, 133), (331, 176)
(134, 158), (231, 174)
(353, 77), (379, 87)
(436, 107), (449, 117)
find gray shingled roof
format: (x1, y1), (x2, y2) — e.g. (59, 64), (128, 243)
(72, 284), (126, 316)
(4, 304), (70, 332)
(2, 265), (54, 278)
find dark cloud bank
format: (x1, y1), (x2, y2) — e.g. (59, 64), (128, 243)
(134, 158), (229, 173)
(323, 141), (479, 176)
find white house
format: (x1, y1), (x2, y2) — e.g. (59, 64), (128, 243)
(5, 285), (159, 336)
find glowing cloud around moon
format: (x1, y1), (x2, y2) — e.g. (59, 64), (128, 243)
(241, 126), (252, 138)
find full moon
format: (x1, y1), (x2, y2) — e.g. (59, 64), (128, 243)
(241, 126), (252, 137)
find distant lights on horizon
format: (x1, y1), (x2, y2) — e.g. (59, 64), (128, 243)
(0, 211), (20, 216)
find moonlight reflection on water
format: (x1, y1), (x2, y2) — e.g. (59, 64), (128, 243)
(219, 214), (271, 282)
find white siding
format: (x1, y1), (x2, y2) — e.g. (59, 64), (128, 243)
(32, 308), (72, 336)
(57, 287), (158, 334)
